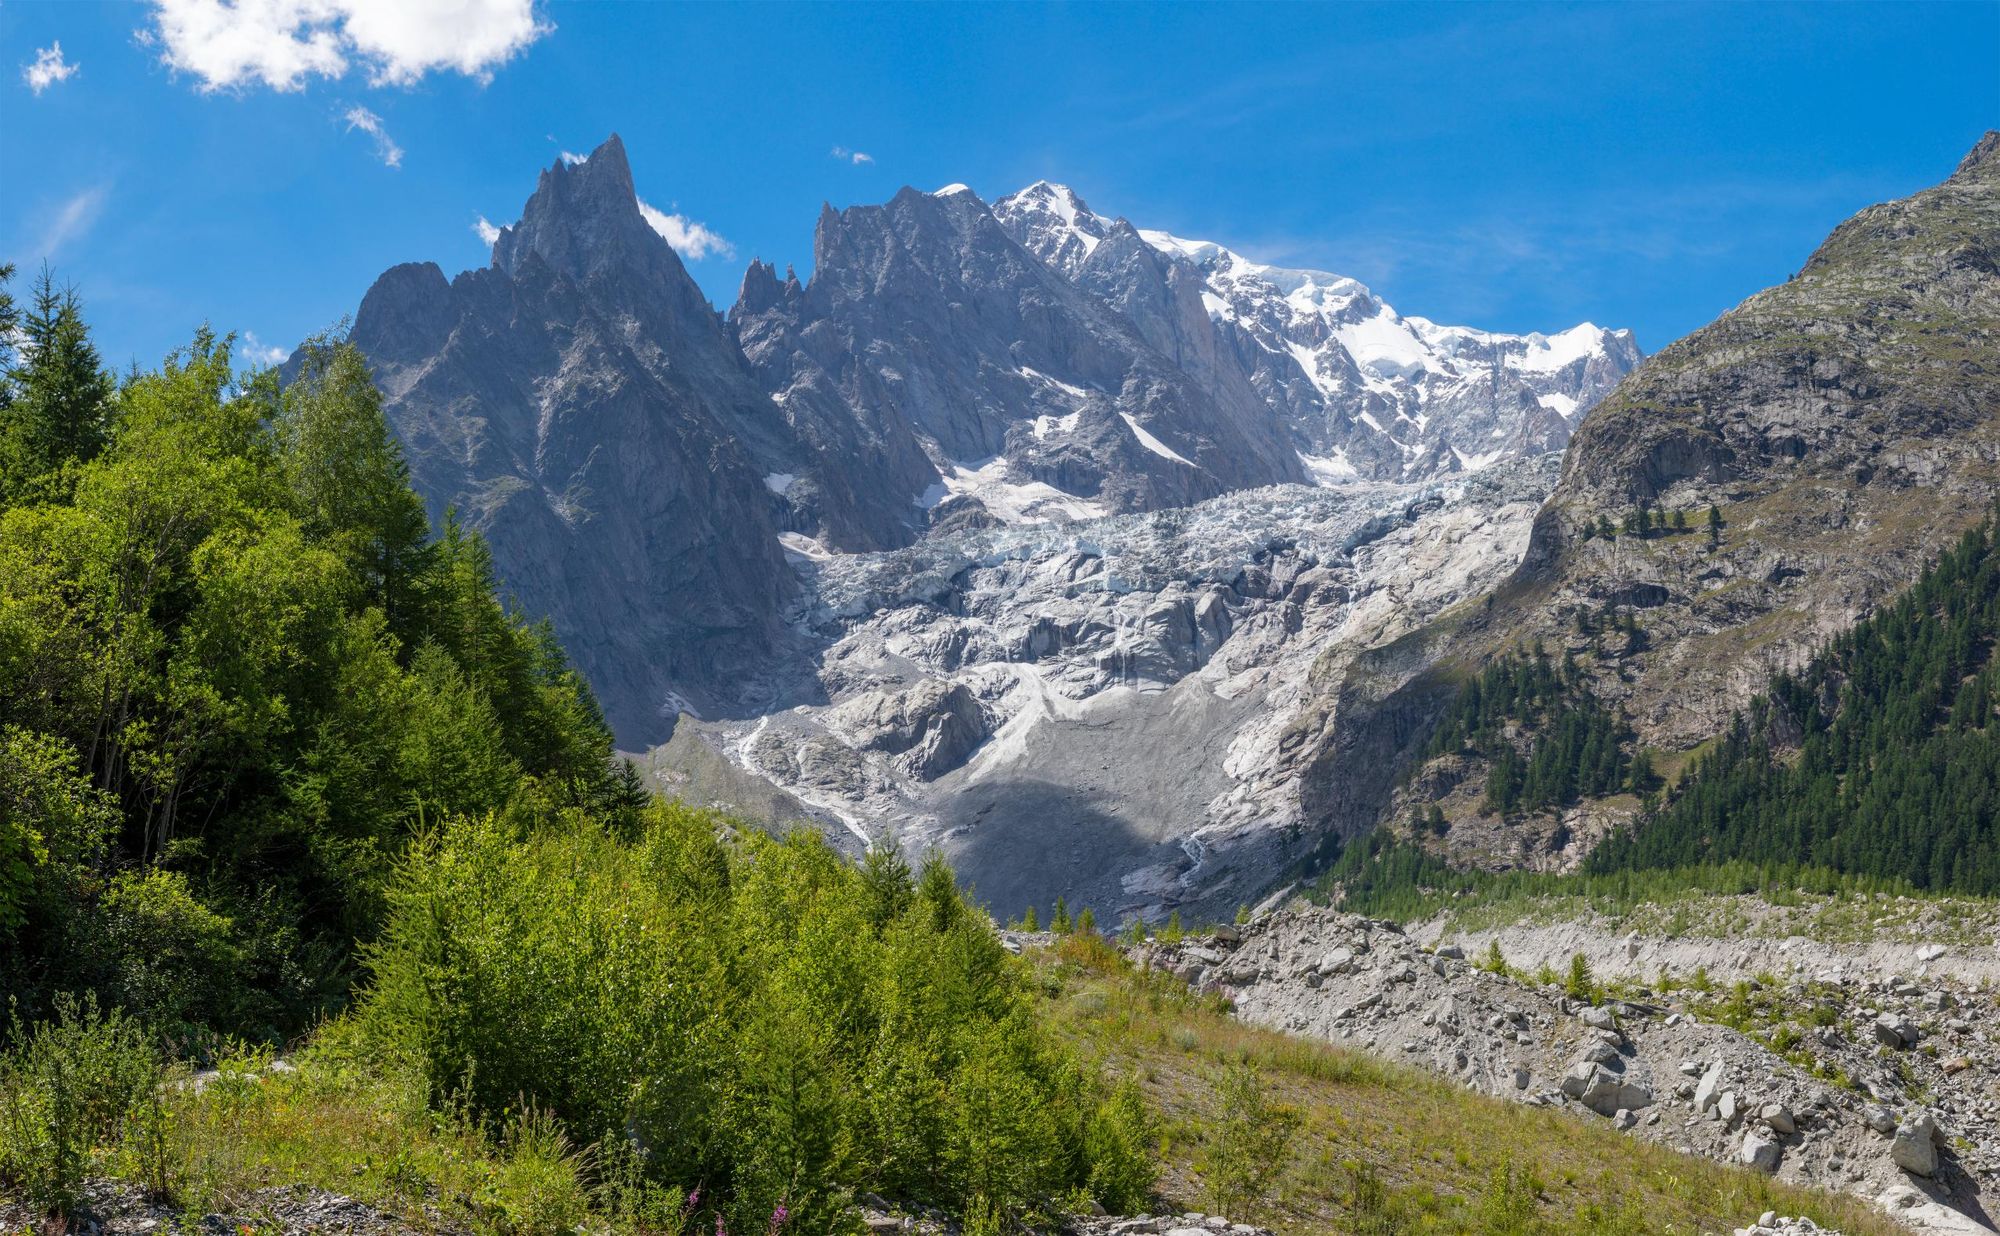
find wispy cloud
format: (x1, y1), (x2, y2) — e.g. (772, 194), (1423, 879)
(34, 187), (107, 260)
(343, 105), (402, 167)
(636, 198), (733, 262)
(559, 150), (589, 166)
(23, 43), (80, 94)
(241, 331), (288, 367)
(830, 145), (873, 166)
(145, 0), (552, 93)
(473, 215), (502, 246)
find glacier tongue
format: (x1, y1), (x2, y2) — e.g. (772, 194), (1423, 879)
(651, 458), (1559, 924)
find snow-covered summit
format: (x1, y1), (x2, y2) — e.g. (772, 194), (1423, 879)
(995, 182), (1642, 483)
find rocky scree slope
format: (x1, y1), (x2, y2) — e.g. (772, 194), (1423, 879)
(1141, 910), (1997, 1234)
(1283, 131), (2000, 865)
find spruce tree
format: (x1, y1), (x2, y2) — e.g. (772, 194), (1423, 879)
(1, 267), (114, 501)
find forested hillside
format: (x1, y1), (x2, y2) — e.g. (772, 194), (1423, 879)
(1589, 514), (2000, 892)
(1324, 511), (2000, 912)
(0, 264), (636, 1040)
(0, 267), (1153, 1231)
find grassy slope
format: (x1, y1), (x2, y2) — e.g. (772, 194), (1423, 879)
(12, 940), (1908, 1236)
(1036, 936), (1899, 1236)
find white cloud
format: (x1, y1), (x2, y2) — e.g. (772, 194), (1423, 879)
(34, 187), (107, 259)
(473, 215), (501, 246)
(560, 150), (589, 166)
(830, 145), (873, 165)
(146, 0), (552, 93)
(343, 105), (402, 167)
(241, 331), (288, 367)
(636, 198), (733, 262)
(23, 43), (80, 94)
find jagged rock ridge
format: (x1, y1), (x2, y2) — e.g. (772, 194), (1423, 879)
(993, 181), (1642, 483)
(348, 135), (804, 743)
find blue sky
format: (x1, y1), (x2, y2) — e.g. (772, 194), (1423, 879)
(2, 1), (1995, 372)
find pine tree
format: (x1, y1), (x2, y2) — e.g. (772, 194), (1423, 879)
(1021, 904), (1039, 932)
(1673, 509), (1689, 534)
(1565, 953), (1597, 1003)
(1, 266), (114, 501)
(1051, 895), (1071, 933)
(860, 843), (915, 930)
(1707, 503), (1724, 547)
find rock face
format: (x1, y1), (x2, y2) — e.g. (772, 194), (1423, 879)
(839, 680), (989, 781)
(994, 181), (1641, 483)
(348, 135), (801, 743)
(732, 184), (1310, 537)
(1287, 130), (2000, 857)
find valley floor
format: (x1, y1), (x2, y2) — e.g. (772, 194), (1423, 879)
(0, 929), (1915, 1236)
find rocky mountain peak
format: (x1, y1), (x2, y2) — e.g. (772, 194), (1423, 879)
(993, 181), (1111, 277)
(492, 133), (658, 282)
(1954, 128), (2000, 179)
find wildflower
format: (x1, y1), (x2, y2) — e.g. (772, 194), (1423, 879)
(767, 1203), (789, 1234)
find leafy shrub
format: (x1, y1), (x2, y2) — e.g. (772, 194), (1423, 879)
(0, 993), (161, 1216)
(484, 1106), (593, 1236)
(100, 869), (243, 1034)
(1084, 1078), (1155, 1213)
(1563, 953), (1596, 1004)
(360, 804), (1149, 1229)
(1202, 1063), (1297, 1221)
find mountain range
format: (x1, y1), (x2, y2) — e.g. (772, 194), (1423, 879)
(344, 130), (1997, 926)
(350, 134), (1638, 747)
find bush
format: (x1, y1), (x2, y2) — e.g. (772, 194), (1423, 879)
(359, 804), (1150, 1229)
(0, 993), (161, 1217)
(483, 1106), (593, 1236)
(1563, 953), (1597, 1004)
(100, 869), (243, 1034)
(1203, 1063), (1297, 1221)
(1084, 1078), (1155, 1213)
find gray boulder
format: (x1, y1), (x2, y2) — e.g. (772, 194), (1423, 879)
(1890, 1113), (1940, 1177)
(1740, 1130), (1783, 1174)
